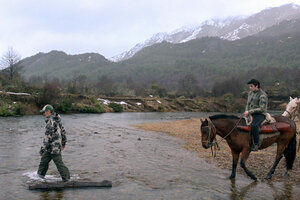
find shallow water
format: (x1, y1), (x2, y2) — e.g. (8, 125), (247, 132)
(0, 112), (299, 200)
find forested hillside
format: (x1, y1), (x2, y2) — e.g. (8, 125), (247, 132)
(18, 19), (300, 97)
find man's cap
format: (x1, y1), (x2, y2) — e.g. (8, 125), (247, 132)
(40, 104), (54, 113)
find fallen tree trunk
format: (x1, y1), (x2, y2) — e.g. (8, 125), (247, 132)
(28, 180), (112, 190)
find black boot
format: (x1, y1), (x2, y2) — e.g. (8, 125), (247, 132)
(251, 144), (259, 151)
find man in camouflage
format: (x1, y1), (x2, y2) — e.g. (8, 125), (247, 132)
(37, 104), (70, 181)
(244, 79), (268, 151)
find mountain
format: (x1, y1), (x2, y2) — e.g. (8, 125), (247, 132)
(110, 3), (300, 62)
(18, 4), (300, 94)
(20, 50), (112, 80)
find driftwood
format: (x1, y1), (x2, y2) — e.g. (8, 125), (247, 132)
(6, 92), (31, 96)
(28, 180), (112, 190)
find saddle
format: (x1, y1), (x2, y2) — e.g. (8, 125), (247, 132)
(237, 122), (290, 134)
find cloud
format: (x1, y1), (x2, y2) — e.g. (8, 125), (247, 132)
(0, 0), (299, 59)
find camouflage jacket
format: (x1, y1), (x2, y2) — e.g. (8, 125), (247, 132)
(246, 88), (268, 115)
(40, 113), (67, 155)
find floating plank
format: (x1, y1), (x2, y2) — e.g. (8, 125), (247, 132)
(28, 180), (112, 190)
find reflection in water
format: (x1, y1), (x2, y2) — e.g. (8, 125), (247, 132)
(230, 179), (296, 200)
(230, 180), (257, 200)
(40, 191), (64, 200)
(267, 181), (293, 200)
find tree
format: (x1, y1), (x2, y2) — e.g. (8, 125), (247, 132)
(95, 75), (115, 96)
(178, 74), (199, 97)
(0, 47), (22, 80)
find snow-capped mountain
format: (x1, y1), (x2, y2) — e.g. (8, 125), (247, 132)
(110, 3), (300, 62)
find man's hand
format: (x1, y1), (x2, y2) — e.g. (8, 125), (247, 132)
(62, 146), (66, 150)
(244, 111), (249, 117)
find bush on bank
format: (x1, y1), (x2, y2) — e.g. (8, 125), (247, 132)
(108, 103), (123, 112)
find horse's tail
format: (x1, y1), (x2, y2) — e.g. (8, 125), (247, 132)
(284, 133), (297, 170)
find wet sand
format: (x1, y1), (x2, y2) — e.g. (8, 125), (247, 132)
(134, 118), (300, 184)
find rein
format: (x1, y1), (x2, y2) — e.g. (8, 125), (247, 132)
(218, 116), (243, 144)
(205, 116), (243, 157)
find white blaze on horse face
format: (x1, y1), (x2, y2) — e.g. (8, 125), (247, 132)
(283, 97), (298, 117)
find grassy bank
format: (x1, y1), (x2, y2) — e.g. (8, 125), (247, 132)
(0, 91), (287, 117)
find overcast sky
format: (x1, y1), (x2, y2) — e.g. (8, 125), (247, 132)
(0, 0), (299, 60)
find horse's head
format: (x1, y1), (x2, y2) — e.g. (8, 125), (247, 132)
(283, 96), (300, 119)
(200, 118), (217, 149)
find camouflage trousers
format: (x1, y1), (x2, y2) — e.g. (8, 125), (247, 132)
(38, 151), (70, 181)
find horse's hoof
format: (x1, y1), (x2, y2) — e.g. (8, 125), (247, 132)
(264, 175), (272, 180)
(227, 175), (235, 180)
(283, 171), (290, 177)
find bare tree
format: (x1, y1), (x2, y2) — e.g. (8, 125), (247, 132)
(1, 47), (21, 80)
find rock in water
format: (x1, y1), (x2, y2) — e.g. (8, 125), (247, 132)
(28, 180), (112, 190)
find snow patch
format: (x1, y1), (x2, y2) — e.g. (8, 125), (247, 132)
(97, 98), (110, 105)
(221, 23), (251, 40)
(136, 102), (142, 106)
(157, 100), (161, 104)
(116, 101), (128, 105)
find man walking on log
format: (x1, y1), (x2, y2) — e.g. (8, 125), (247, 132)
(37, 104), (70, 181)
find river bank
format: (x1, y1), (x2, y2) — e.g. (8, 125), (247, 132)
(134, 118), (300, 184)
(0, 91), (287, 116)
(1, 113), (299, 199)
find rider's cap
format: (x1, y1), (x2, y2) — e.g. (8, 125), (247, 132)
(40, 104), (54, 113)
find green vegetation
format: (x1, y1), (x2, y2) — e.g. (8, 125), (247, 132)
(0, 103), (24, 116)
(108, 103), (123, 112)
(18, 19), (300, 98)
(1, 19), (299, 117)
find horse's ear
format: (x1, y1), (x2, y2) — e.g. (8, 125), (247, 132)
(200, 118), (208, 125)
(200, 118), (204, 123)
(290, 96), (293, 101)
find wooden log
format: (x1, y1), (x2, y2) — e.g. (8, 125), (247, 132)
(6, 92), (31, 96)
(28, 180), (112, 190)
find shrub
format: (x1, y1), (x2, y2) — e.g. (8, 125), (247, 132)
(71, 103), (105, 113)
(108, 103), (123, 112)
(56, 97), (74, 113)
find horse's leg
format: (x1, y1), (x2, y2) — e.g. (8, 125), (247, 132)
(240, 149), (257, 181)
(228, 150), (240, 180)
(265, 143), (286, 179)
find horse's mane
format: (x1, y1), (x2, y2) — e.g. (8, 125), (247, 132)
(209, 114), (240, 120)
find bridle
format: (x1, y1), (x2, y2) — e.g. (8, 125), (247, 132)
(201, 118), (219, 157)
(284, 109), (293, 118)
(201, 116), (243, 157)
(284, 108), (298, 121)
(201, 118), (217, 148)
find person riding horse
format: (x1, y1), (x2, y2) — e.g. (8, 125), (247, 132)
(244, 79), (268, 151)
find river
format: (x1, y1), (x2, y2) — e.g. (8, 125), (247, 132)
(0, 112), (299, 200)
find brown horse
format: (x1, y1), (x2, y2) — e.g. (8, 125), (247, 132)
(200, 114), (297, 181)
